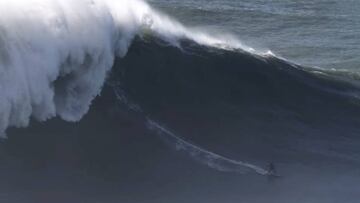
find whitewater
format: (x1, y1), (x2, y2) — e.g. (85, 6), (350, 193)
(0, 0), (258, 136)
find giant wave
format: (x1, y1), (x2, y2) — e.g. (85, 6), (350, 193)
(1, 0), (360, 177)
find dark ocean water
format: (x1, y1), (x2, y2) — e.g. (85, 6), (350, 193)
(1, 1), (360, 203)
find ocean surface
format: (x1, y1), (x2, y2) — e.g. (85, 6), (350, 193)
(0, 0), (360, 203)
(150, 0), (360, 70)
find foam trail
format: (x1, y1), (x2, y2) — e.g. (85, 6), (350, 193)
(112, 84), (142, 113)
(146, 119), (269, 176)
(112, 86), (269, 176)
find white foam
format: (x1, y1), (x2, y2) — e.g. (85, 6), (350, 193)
(0, 0), (261, 136)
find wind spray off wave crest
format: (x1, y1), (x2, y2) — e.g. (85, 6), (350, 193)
(0, 0), (250, 136)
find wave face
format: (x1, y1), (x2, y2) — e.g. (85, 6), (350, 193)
(110, 36), (360, 163)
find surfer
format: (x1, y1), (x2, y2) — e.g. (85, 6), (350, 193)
(268, 162), (276, 175)
(267, 162), (281, 180)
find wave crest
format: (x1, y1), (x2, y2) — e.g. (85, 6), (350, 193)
(0, 0), (250, 136)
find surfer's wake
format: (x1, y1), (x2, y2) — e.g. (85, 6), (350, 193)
(113, 86), (270, 176)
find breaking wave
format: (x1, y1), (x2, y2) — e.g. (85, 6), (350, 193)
(2, 0), (360, 177)
(0, 0), (253, 135)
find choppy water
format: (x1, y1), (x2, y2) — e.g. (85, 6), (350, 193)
(149, 0), (360, 70)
